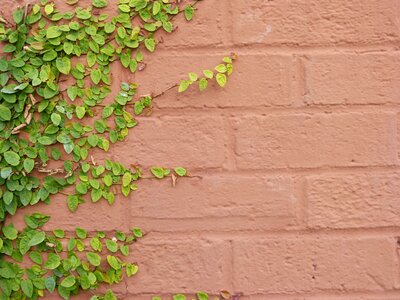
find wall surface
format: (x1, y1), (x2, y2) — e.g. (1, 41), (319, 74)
(3, 0), (400, 299)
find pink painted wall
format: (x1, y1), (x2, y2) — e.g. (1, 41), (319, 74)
(4, 0), (400, 299)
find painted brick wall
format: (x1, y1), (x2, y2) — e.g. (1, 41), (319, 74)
(4, 0), (400, 299)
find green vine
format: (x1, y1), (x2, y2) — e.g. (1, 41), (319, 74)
(0, 0), (235, 299)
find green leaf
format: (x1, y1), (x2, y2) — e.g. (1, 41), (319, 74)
(38, 136), (54, 146)
(46, 26), (62, 39)
(90, 69), (102, 84)
(203, 69), (214, 79)
(122, 172), (132, 187)
(87, 51), (97, 68)
(0, 105), (11, 121)
(105, 240), (118, 253)
(216, 73), (227, 87)
(87, 252), (101, 266)
(61, 275), (76, 288)
(28, 231), (46, 246)
(88, 134), (99, 147)
(4, 151), (20, 166)
(64, 42), (74, 54)
(76, 106), (86, 119)
(45, 4), (54, 15)
(173, 294), (186, 300)
(93, 0), (108, 8)
(56, 57), (72, 75)
(215, 64), (227, 73)
(75, 228), (87, 239)
(102, 106), (114, 118)
(91, 189), (102, 202)
(51, 112), (62, 126)
(90, 237), (102, 252)
(53, 229), (65, 238)
(23, 158), (35, 173)
(67, 195), (79, 212)
(174, 167), (187, 177)
(29, 251), (43, 264)
(153, 1), (161, 15)
(144, 38), (156, 52)
(188, 72), (198, 82)
(2, 224), (18, 240)
(184, 5), (194, 21)
(21, 279), (34, 298)
(178, 80), (190, 93)
(45, 277), (56, 293)
(45, 253), (61, 269)
(103, 174), (113, 187)
(107, 255), (121, 270)
(13, 8), (24, 24)
(197, 292), (209, 300)
(132, 227), (143, 238)
(126, 263), (139, 277)
(199, 78), (208, 91)
(150, 167), (165, 179)
(67, 86), (78, 101)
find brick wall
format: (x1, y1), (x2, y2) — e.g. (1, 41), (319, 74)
(5, 0), (400, 299)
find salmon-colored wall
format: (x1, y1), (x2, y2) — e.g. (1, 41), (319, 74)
(4, 0), (400, 299)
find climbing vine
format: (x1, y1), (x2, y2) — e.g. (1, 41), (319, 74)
(0, 0), (234, 299)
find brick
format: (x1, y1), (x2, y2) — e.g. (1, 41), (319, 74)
(232, 112), (397, 169)
(136, 54), (293, 108)
(112, 115), (226, 169)
(129, 174), (299, 231)
(304, 54), (400, 105)
(7, 190), (129, 232)
(231, 0), (400, 46)
(233, 237), (397, 294)
(126, 238), (232, 294)
(306, 172), (400, 229)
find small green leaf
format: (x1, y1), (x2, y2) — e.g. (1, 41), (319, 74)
(122, 172), (132, 187)
(51, 113), (61, 126)
(76, 106), (86, 119)
(178, 80), (190, 93)
(197, 292), (209, 300)
(90, 69), (102, 84)
(126, 263), (139, 277)
(45, 277), (56, 293)
(174, 167), (187, 177)
(151, 167), (165, 179)
(61, 275), (76, 288)
(153, 1), (161, 15)
(107, 255), (121, 270)
(203, 69), (214, 79)
(45, 253), (61, 269)
(4, 151), (20, 166)
(93, 0), (108, 8)
(215, 64), (227, 73)
(2, 224), (18, 240)
(184, 5), (194, 21)
(56, 57), (71, 75)
(188, 72), (198, 82)
(145, 38), (156, 52)
(87, 252), (101, 266)
(199, 78), (208, 91)
(216, 73), (227, 87)
(75, 228), (87, 239)
(67, 195), (79, 212)
(106, 240), (118, 253)
(21, 279), (33, 298)
(23, 158), (35, 173)
(0, 105), (11, 121)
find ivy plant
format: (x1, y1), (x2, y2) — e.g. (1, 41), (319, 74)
(0, 0), (235, 299)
